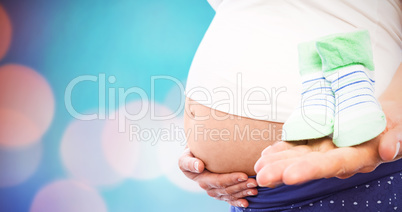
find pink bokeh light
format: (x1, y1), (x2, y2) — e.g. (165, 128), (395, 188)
(61, 118), (123, 187)
(102, 100), (176, 180)
(0, 64), (54, 148)
(0, 5), (12, 60)
(30, 180), (107, 212)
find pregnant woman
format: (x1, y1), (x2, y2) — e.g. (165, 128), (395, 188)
(180, 0), (402, 211)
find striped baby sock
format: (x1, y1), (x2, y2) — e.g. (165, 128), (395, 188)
(282, 41), (335, 141)
(316, 30), (386, 147)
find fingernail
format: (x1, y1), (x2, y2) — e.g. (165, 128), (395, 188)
(238, 177), (247, 182)
(239, 203), (245, 208)
(247, 191), (254, 195)
(247, 183), (256, 188)
(194, 161), (199, 173)
(393, 141), (401, 160)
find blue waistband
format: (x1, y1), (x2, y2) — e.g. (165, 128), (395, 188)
(245, 159), (402, 210)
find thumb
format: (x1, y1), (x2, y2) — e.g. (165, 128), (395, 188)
(179, 148), (205, 173)
(379, 126), (402, 162)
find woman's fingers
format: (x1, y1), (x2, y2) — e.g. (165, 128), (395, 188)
(260, 141), (293, 156)
(254, 148), (310, 173)
(260, 141), (307, 156)
(379, 125), (402, 161)
(210, 178), (258, 196)
(230, 187), (258, 199)
(281, 151), (354, 185)
(256, 157), (300, 187)
(178, 148), (205, 174)
(211, 186), (258, 201)
(282, 141), (379, 185)
(197, 171), (250, 190)
(256, 138), (382, 186)
(227, 199), (250, 208)
(178, 148), (256, 207)
(200, 173), (257, 208)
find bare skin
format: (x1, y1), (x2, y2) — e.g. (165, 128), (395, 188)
(179, 63), (402, 208)
(184, 97), (284, 176)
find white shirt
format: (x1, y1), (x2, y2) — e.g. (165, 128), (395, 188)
(186, 0), (402, 122)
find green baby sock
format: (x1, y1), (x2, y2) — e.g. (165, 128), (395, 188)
(316, 30), (386, 147)
(282, 41), (335, 141)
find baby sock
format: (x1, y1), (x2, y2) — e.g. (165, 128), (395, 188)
(282, 41), (335, 141)
(316, 30), (386, 147)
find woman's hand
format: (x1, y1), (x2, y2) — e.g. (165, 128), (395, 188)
(254, 100), (402, 188)
(178, 148), (258, 207)
(378, 101), (402, 161)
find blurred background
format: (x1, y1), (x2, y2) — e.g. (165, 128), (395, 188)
(0, 0), (229, 211)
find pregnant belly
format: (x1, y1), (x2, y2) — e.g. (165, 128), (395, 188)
(184, 97), (283, 176)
